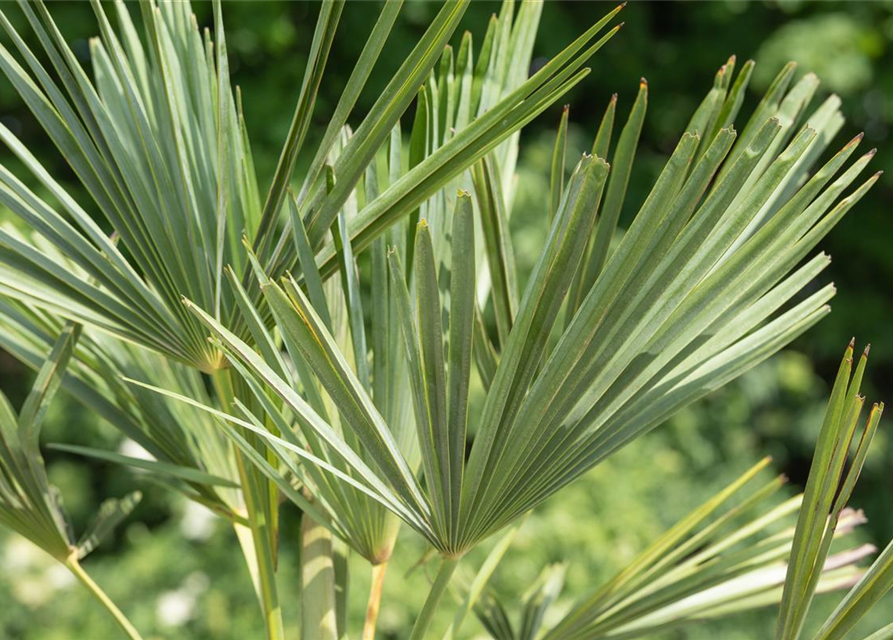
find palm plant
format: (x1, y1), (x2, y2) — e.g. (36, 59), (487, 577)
(0, 0), (889, 638)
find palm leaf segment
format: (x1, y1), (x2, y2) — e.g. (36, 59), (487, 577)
(169, 54), (878, 562)
(0, 0), (620, 373)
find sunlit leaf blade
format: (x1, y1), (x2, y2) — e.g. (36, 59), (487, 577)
(550, 105), (571, 222)
(472, 155), (519, 348)
(815, 536), (893, 640)
(575, 78), (647, 303)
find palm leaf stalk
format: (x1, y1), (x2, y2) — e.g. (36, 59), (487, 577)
(141, 52), (880, 638)
(0, 322), (142, 639)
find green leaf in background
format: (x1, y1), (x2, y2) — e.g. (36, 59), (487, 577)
(0, 322), (143, 639)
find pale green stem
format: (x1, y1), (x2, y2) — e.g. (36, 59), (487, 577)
(238, 454), (285, 640)
(409, 556), (461, 640)
(362, 561), (389, 640)
(212, 369), (284, 640)
(301, 509), (339, 640)
(65, 556), (144, 640)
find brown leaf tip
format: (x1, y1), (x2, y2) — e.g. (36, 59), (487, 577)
(849, 337), (856, 348)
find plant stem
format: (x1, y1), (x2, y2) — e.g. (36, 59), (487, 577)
(362, 561), (389, 640)
(408, 556), (460, 640)
(65, 556), (144, 640)
(239, 456), (285, 640)
(301, 508), (339, 640)
(212, 369), (284, 640)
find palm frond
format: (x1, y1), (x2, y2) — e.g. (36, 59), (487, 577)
(0, 263), (244, 522)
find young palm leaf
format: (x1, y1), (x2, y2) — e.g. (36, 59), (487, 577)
(0, 323), (143, 640)
(776, 341), (889, 640)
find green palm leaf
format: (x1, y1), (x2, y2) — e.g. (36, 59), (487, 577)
(0, 322), (143, 639)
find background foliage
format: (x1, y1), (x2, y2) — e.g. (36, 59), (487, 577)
(0, 1), (890, 638)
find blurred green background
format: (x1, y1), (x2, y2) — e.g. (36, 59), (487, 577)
(0, 1), (891, 638)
